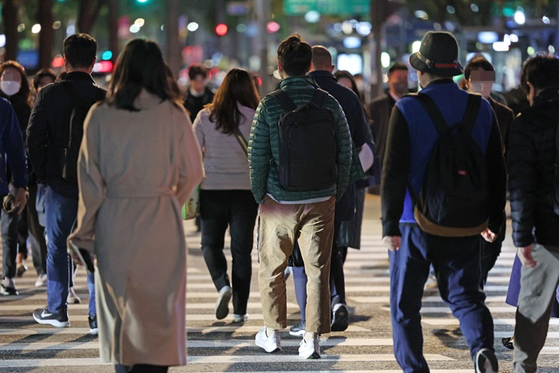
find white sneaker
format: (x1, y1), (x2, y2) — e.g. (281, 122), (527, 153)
(233, 313), (248, 323)
(215, 286), (232, 320)
(35, 274), (47, 287)
(299, 334), (320, 359)
(474, 348), (498, 373)
(255, 327), (281, 353)
(67, 287), (81, 304)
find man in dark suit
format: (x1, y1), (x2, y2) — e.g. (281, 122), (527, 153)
(367, 62), (408, 193)
(463, 56), (515, 287)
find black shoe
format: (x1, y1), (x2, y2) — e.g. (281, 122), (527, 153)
(474, 348), (498, 373)
(215, 286), (232, 320)
(501, 336), (514, 350)
(88, 314), (98, 335)
(33, 307), (70, 328)
(331, 303), (348, 332)
(289, 321), (305, 337)
(0, 278), (18, 296)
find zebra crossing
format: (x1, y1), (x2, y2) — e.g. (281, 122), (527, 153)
(1, 195), (558, 372)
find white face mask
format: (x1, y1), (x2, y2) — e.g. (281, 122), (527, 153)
(0, 80), (21, 96)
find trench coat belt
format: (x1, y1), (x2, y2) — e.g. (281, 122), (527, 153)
(105, 186), (175, 199)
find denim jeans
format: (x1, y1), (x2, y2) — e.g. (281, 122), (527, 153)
(45, 187), (95, 315)
(200, 189), (258, 315)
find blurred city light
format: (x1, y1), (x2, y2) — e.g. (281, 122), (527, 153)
(32, 24), (41, 34)
(527, 46), (535, 55)
(542, 16), (551, 24)
(129, 24), (140, 33)
(102, 51), (112, 60)
(0, 35), (5, 48)
(493, 42), (509, 52)
(470, 4), (479, 13)
(510, 34), (519, 43)
(66, 24), (75, 35)
(550, 45), (556, 54)
(52, 55), (64, 68)
(446, 6), (455, 14)
(304, 11), (320, 23)
(514, 9), (525, 25)
(411, 41), (421, 53)
(381, 52), (391, 68)
(134, 18), (145, 27)
(236, 24), (246, 33)
(343, 37), (361, 49)
(478, 32), (498, 44)
(187, 22), (199, 32)
(356, 22), (371, 37)
(93, 61), (113, 73)
(414, 10), (428, 20)
(342, 21), (353, 35)
(266, 21), (280, 34)
(52, 21), (61, 30)
(215, 23), (228, 36)
(17, 24), (25, 32)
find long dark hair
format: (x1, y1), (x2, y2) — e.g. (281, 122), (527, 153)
(106, 39), (182, 111)
(0, 61), (32, 108)
(208, 68), (260, 135)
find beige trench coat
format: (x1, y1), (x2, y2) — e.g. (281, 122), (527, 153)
(68, 90), (203, 366)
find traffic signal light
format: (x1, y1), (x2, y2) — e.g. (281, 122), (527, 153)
(215, 23), (228, 36)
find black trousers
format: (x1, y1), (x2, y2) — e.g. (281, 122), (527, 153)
(199, 189), (258, 315)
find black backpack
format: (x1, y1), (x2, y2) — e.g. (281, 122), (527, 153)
(60, 81), (105, 186)
(411, 93), (489, 237)
(270, 88), (338, 191)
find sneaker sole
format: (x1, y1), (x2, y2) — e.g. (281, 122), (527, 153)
(33, 314), (70, 328)
(256, 341), (281, 353)
(90, 328), (99, 335)
(289, 329), (305, 337)
(475, 350), (498, 373)
(331, 306), (348, 332)
(215, 290), (232, 320)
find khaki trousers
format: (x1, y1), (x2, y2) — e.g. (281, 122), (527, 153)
(258, 195), (335, 334)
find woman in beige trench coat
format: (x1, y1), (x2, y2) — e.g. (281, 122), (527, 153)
(68, 39), (203, 372)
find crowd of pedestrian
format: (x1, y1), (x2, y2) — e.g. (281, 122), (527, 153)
(0, 27), (558, 373)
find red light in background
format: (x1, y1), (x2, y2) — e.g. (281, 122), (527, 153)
(215, 23), (228, 36)
(52, 56), (64, 68)
(93, 60), (113, 73)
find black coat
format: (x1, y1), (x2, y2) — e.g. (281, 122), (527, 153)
(27, 72), (106, 199)
(508, 88), (559, 249)
(309, 70), (369, 221)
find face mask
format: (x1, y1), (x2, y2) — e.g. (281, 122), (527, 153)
(0, 80), (21, 96)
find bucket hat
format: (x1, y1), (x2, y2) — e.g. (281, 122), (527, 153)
(409, 31), (463, 76)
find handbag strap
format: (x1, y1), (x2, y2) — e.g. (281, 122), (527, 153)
(234, 127), (248, 157)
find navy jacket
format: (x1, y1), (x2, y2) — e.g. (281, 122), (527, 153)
(27, 72), (106, 199)
(309, 70), (369, 221)
(0, 97), (28, 194)
(381, 79), (507, 237)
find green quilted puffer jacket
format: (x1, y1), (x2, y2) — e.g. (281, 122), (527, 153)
(248, 76), (357, 203)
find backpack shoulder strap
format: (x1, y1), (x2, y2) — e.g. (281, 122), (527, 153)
(269, 89), (297, 111)
(461, 94), (482, 134)
(415, 93), (448, 135)
(311, 88), (328, 107)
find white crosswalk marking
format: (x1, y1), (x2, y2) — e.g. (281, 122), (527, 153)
(1, 195), (557, 372)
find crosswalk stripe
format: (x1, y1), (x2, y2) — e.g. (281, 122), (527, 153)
(187, 354), (454, 363)
(0, 338), (395, 351)
(349, 295), (507, 303)
(422, 318), (559, 326)
(0, 302), (301, 311)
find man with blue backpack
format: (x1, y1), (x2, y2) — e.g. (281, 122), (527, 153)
(381, 31), (506, 373)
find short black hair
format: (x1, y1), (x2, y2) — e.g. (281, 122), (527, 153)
(388, 62), (408, 76)
(464, 55), (494, 80)
(188, 63), (208, 80)
(33, 68), (57, 90)
(277, 33), (312, 77)
(520, 53), (559, 93)
(63, 33), (97, 68)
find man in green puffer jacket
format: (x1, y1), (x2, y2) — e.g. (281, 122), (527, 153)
(249, 33), (353, 359)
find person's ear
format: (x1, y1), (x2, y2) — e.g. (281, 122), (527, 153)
(526, 81), (536, 105)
